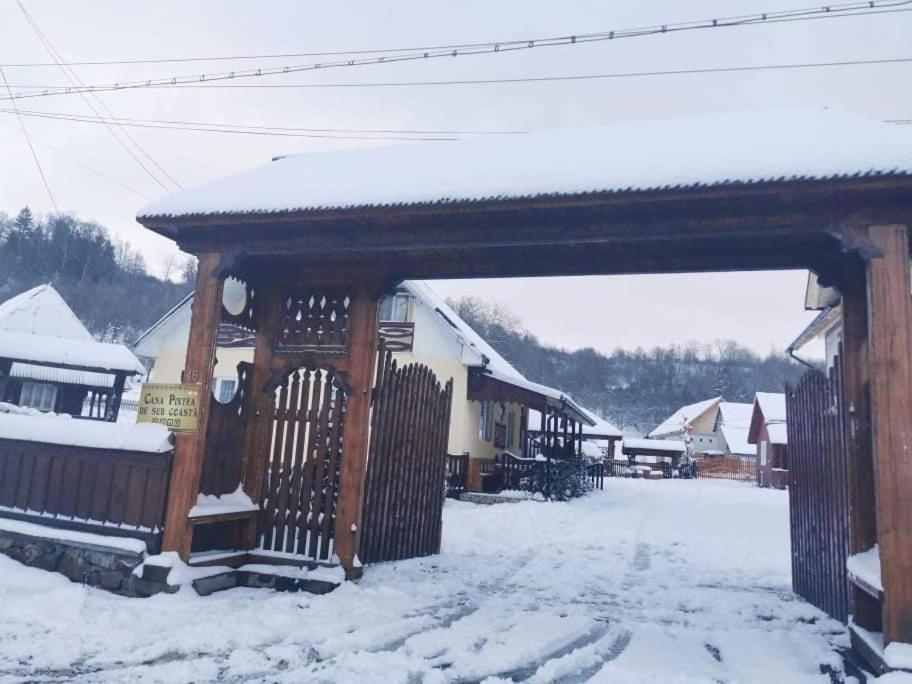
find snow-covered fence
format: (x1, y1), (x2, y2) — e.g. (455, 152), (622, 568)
(0, 414), (173, 549)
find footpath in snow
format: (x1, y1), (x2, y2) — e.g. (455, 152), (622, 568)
(0, 479), (862, 683)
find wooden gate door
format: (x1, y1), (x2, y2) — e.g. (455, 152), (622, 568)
(360, 350), (453, 564)
(786, 353), (851, 623)
(256, 364), (349, 562)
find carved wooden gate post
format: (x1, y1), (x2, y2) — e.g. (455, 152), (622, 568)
(865, 223), (912, 647)
(161, 252), (224, 558)
(333, 285), (380, 579)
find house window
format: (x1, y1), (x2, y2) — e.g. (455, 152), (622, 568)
(379, 293), (410, 322)
(215, 378), (237, 404)
(20, 382), (57, 412)
(506, 409), (516, 449)
(760, 440), (768, 466)
(479, 401), (492, 441)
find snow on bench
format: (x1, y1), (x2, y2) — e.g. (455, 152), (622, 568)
(188, 485), (259, 519)
(0, 407), (172, 453)
(846, 545), (883, 595)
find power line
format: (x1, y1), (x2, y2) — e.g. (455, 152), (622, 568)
(16, 1), (181, 193)
(1, 0), (908, 68)
(0, 108), (463, 141)
(0, 66), (58, 211)
(9, 56), (904, 95)
(0, 116), (151, 199)
(0, 107), (527, 136)
(1, 0), (910, 101)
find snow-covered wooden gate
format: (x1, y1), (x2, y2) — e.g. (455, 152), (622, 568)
(359, 349), (452, 564)
(256, 364), (349, 562)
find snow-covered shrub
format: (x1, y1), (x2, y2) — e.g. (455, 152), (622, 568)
(547, 451), (592, 501)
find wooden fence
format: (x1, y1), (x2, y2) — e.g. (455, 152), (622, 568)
(695, 457), (757, 482)
(360, 351), (452, 564)
(587, 462), (605, 490)
(0, 438), (172, 549)
(787, 355), (851, 623)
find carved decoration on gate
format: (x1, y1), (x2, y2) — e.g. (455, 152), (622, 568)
(221, 277), (257, 333)
(275, 289), (352, 353)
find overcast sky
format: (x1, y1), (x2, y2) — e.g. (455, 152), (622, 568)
(2, 1), (910, 355)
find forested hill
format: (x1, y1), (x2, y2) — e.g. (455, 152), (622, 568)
(448, 296), (809, 435)
(0, 207), (193, 343)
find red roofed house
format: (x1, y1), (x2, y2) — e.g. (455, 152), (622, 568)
(748, 392), (789, 488)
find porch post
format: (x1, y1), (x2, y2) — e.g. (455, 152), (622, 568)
(865, 224), (912, 646)
(840, 260), (881, 630)
(105, 371), (127, 422)
(161, 252), (224, 559)
(334, 285), (380, 579)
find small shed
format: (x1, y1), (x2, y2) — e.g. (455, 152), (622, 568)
(0, 285), (145, 421)
(622, 437), (687, 476)
(748, 392), (789, 488)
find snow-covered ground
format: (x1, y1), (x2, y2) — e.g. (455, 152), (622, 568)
(0, 480), (858, 683)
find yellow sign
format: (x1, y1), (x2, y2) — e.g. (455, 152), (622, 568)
(136, 383), (201, 433)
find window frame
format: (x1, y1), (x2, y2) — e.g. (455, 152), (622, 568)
(20, 381), (58, 412)
(215, 378), (238, 404)
(379, 292), (411, 322)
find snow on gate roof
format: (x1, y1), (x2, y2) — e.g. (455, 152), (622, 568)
(138, 109), (912, 221)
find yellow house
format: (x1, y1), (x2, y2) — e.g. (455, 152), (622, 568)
(133, 279), (593, 492)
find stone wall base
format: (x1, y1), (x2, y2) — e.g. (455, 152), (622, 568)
(0, 527), (168, 597)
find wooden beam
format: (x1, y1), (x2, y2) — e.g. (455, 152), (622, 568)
(333, 286), (380, 579)
(865, 224), (912, 645)
(160, 252), (224, 559)
(839, 260), (882, 631)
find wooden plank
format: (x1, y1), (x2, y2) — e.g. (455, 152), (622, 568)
(307, 369), (334, 559)
(123, 466), (148, 527)
(161, 252), (225, 558)
(865, 223), (912, 645)
(319, 376), (346, 560)
(295, 368), (324, 556)
(333, 287), (380, 578)
(261, 375), (289, 550)
(286, 367), (313, 554)
(274, 369), (302, 552)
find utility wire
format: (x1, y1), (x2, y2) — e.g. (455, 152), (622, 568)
(17, 1), (181, 193)
(0, 0), (908, 68)
(1, 0), (910, 101)
(0, 108), (462, 140)
(0, 107), (527, 136)
(0, 66), (58, 211)
(0, 116), (151, 199)
(7, 56), (904, 95)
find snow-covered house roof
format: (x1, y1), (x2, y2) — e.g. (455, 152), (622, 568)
(0, 332), (145, 375)
(648, 397), (721, 439)
(133, 278), (591, 422)
(138, 109), (912, 222)
(748, 392), (789, 446)
(401, 282), (592, 425)
(717, 402), (756, 457)
(0, 284), (93, 340)
(0, 285), (145, 378)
